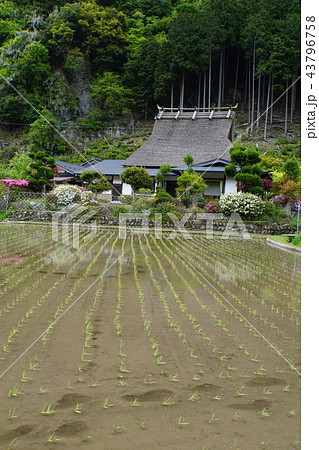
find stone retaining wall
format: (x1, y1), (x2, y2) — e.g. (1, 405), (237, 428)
(10, 210), (298, 235)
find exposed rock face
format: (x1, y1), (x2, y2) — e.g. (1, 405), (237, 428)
(46, 65), (93, 126)
(69, 65), (93, 117)
(46, 71), (76, 123)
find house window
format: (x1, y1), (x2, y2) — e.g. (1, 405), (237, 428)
(204, 182), (221, 197)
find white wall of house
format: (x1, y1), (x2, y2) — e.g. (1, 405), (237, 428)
(122, 183), (132, 195)
(224, 177), (237, 194)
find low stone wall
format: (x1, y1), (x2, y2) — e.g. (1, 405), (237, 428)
(9, 209), (298, 235)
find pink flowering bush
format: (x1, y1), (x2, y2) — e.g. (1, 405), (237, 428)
(269, 195), (301, 212)
(0, 179), (29, 192)
(204, 201), (219, 213)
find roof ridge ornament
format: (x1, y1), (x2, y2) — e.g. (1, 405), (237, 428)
(155, 105), (237, 120)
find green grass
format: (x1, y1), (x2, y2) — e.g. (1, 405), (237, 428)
(266, 234), (301, 248)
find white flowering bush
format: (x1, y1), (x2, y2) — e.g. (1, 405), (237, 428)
(219, 192), (265, 218)
(52, 185), (82, 205)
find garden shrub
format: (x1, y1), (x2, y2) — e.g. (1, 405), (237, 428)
(155, 188), (172, 203)
(118, 195), (133, 204)
(224, 164), (237, 177)
(79, 189), (98, 206)
(219, 192), (265, 218)
(137, 188), (153, 194)
(249, 186), (263, 196)
(52, 185), (82, 206)
(112, 205), (128, 216)
(196, 198), (206, 208)
(291, 233), (301, 247)
(131, 197), (155, 213)
(269, 195), (301, 212)
(204, 201), (219, 213)
(264, 200), (277, 217)
(272, 207), (289, 224)
(150, 201), (183, 223)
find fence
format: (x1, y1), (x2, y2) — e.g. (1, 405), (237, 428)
(0, 191), (46, 213)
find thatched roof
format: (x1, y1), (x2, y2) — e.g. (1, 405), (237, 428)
(123, 117), (234, 168)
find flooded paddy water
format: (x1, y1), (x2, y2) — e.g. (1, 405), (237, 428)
(0, 224), (300, 449)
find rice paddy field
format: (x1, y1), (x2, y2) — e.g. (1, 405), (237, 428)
(0, 224), (301, 449)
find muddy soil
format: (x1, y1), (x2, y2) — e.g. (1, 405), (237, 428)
(0, 225), (301, 449)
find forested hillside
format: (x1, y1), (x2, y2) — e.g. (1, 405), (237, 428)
(0, 0), (300, 121)
(0, 0), (301, 176)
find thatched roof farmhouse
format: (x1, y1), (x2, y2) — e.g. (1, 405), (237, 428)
(124, 107), (236, 168)
(54, 106), (238, 199)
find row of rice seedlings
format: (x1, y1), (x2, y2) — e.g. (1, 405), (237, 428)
(146, 236), (237, 376)
(171, 238), (296, 367)
(130, 236), (167, 372)
(5, 232), (114, 393)
(1, 231), (109, 359)
(78, 235), (119, 381)
(144, 235), (222, 363)
(190, 236), (300, 316)
(41, 231), (115, 350)
(165, 237), (300, 373)
(0, 271), (49, 319)
(140, 234), (209, 373)
(175, 237), (300, 345)
(194, 236), (301, 304)
(193, 236), (300, 303)
(154, 236), (270, 374)
(0, 225), (51, 264)
(182, 237), (302, 336)
(0, 234), (56, 300)
(113, 238), (130, 385)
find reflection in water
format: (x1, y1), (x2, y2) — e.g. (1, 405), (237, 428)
(0, 255), (25, 263)
(212, 260), (253, 284)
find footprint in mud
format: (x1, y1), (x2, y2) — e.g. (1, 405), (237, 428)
(55, 420), (88, 436)
(228, 399), (272, 411)
(245, 376), (286, 387)
(191, 383), (221, 393)
(122, 389), (173, 402)
(0, 424), (35, 443)
(56, 393), (91, 408)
